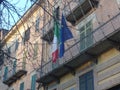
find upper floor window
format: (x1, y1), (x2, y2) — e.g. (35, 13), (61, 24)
(79, 71), (94, 90)
(35, 17), (40, 32)
(23, 28), (30, 44)
(33, 42), (38, 59)
(79, 20), (93, 51)
(12, 60), (17, 74)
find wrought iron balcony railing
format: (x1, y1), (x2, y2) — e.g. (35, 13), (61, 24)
(37, 12), (120, 85)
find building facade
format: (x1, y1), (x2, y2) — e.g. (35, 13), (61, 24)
(36, 0), (120, 90)
(1, 0), (120, 90)
(0, 1), (44, 90)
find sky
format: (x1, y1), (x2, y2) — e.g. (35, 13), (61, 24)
(0, 0), (35, 30)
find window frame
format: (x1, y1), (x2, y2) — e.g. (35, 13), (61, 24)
(79, 20), (93, 51)
(31, 74), (37, 90)
(79, 70), (94, 90)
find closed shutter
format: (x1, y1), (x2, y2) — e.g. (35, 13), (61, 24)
(4, 66), (8, 81)
(79, 71), (94, 90)
(20, 82), (24, 90)
(31, 74), (36, 90)
(13, 60), (17, 74)
(79, 20), (93, 51)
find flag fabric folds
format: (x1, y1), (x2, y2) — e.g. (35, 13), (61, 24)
(52, 14), (73, 63)
(59, 14), (73, 58)
(52, 21), (60, 63)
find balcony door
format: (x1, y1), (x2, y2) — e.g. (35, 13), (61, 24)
(79, 20), (93, 51)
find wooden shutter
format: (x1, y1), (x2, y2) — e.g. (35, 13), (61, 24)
(79, 71), (94, 90)
(31, 74), (36, 90)
(13, 60), (17, 74)
(4, 66), (8, 81)
(20, 82), (24, 90)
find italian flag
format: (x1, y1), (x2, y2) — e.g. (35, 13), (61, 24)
(52, 21), (59, 63)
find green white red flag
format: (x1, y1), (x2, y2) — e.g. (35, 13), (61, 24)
(52, 21), (60, 63)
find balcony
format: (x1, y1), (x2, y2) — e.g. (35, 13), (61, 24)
(36, 12), (120, 85)
(3, 62), (27, 86)
(41, 19), (54, 43)
(64, 0), (99, 25)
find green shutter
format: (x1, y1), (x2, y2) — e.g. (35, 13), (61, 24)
(4, 66), (8, 81)
(13, 60), (17, 74)
(20, 82), (24, 90)
(79, 71), (94, 90)
(31, 74), (36, 90)
(80, 21), (93, 51)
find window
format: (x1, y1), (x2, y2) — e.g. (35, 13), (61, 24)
(3, 66), (8, 81)
(35, 17), (40, 32)
(33, 42), (38, 59)
(8, 47), (11, 55)
(13, 60), (17, 74)
(23, 28), (30, 44)
(20, 82), (24, 90)
(79, 71), (94, 90)
(79, 20), (93, 51)
(22, 51), (26, 70)
(31, 74), (36, 90)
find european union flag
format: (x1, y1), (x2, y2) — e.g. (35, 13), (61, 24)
(59, 14), (73, 58)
